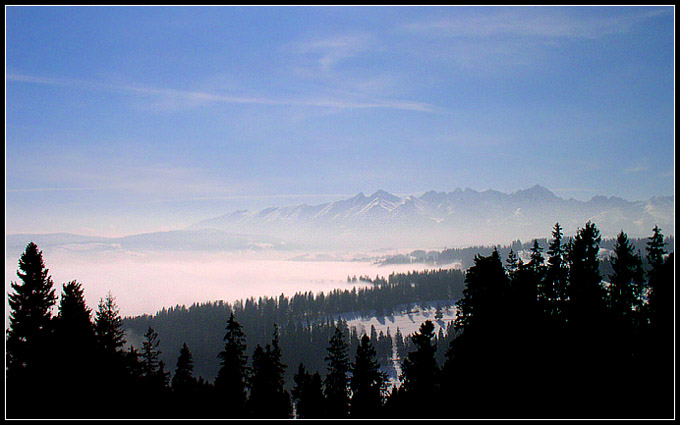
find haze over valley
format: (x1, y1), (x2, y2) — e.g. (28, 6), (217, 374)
(6, 184), (673, 319)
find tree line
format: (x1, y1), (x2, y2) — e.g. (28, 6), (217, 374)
(6, 222), (673, 418)
(123, 267), (464, 386)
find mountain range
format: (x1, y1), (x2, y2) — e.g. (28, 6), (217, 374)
(6, 185), (673, 256)
(188, 185), (674, 249)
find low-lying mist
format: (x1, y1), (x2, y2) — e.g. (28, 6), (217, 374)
(5, 246), (455, 323)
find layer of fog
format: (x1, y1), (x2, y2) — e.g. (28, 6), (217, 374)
(5, 247), (459, 325)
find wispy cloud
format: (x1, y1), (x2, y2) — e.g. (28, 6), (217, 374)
(625, 165), (649, 174)
(7, 186), (112, 193)
(624, 158), (650, 174)
(403, 7), (670, 40)
(6, 73), (437, 113)
(285, 33), (376, 73)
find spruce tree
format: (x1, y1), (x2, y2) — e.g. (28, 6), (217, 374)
(566, 221), (604, 328)
(400, 320), (439, 415)
(55, 281), (95, 348)
(645, 225), (668, 328)
(52, 280), (97, 413)
(350, 334), (387, 418)
(172, 342), (196, 393)
(94, 291), (126, 355)
(454, 249), (509, 333)
(506, 248), (520, 278)
(324, 326), (351, 418)
(608, 231), (644, 327)
(292, 363), (310, 418)
(247, 327), (291, 418)
(92, 291), (131, 413)
(545, 223), (569, 319)
(215, 312), (249, 417)
(142, 326), (167, 391)
(7, 242), (57, 381)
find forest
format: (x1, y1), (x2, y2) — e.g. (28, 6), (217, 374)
(5, 222), (674, 419)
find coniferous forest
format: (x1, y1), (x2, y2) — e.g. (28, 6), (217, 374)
(5, 222), (674, 419)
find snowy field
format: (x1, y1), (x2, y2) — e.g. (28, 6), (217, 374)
(335, 302), (459, 390)
(340, 301), (458, 339)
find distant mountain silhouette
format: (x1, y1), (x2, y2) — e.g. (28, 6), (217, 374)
(7, 186), (673, 254)
(188, 185), (674, 249)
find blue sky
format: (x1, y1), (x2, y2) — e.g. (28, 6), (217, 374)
(6, 6), (675, 237)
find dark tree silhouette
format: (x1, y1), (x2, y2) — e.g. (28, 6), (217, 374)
(399, 320), (439, 417)
(52, 281), (98, 415)
(645, 225), (669, 328)
(608, 231), (644, 327)
(6, 242), (58, 418)
(350, 334), (387, 418)
(291, 363), (310, 418)
(566, 221), (605, 328)
(324, 326), (351, 418)
(6, 242), (57, 381)
(505, 248), (520, 277)
(454, 248), (510, 333)
(247, 326), (292, 418)
(545, 223), (569, 319)
(215, 312), (249, 418)
(172, 342), (196, 393)
(142, 326), (162, 378)
(95, 291), (126, 355)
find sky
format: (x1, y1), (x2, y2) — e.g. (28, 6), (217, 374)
(6, 6), (675, 237)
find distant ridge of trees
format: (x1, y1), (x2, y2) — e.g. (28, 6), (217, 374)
(381, 235), (674, 271)
(5, 222), (674, 419)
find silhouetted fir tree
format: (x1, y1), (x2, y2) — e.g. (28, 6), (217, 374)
(95, 291), (126, 355)
(350, 334), (387, 418)
(93, 291), (131, 411)
(454, 248), (510, 333)
(645, 225), (668, 329)
(52, 280), (98, 416)
(247, 326), (291, 418)
(566, 221), (605, 328)
(6, 242), (57, 384)
(6, 242), (58, 418)
(641, 227), (673, 417)
(142, 326), (169, 401)
(292, 363), (310, 418)
(248, 345), (268, 415)
(608, 231), (644, 328)
(172, 342), (196, 393)
(268, 326), (292, 418)
(215, 312), (249, 418)
(545, 223), (569, 319)
(505, 248), (520, 278)
(444, 249), (517, 417)
(394, 327), (406, 360)
(142, 326), (162, 379)
(170, 342), (202, 418)
(564, 222), (612, 414)
(399, 320), (439, 417)
(324, 326), (351, 418)
(529, 239), (546, 278)
(511, 240), (544, 332)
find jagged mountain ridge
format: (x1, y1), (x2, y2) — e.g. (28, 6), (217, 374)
(188, 185), (674, 249)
